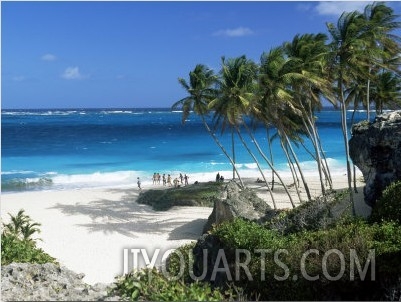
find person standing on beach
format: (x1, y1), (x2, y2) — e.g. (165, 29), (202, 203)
(167, 174), (172, 186)
(184, 174), (189, 186)
(137, 177), (142, 190)
(216, 172), (220, 182)
(179, 173), (183, 184)
(162, 174), (166, 186)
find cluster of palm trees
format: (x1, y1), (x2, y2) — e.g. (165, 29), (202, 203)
(172, 2), (401, 212)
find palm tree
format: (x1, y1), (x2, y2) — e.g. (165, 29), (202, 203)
(361, 1), (401, 120)
(327, 10), (371, 215)
(282, 33), (336, 195)
(326, 3), (401, 215)
(209, 55), (258, 185)
(371, 71), (401, 113)
(254, 47), (304, 206)
(172, 64), (244, 187)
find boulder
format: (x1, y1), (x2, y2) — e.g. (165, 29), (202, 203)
(349, 110), (401, 206)
(202, 180), (272, 233)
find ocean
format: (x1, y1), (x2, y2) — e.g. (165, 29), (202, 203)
(1, 108), (371, 192)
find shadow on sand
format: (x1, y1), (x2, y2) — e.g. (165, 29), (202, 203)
(48, 188), (209, 240)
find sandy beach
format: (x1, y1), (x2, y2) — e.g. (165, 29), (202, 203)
(1, 171), (371, 286)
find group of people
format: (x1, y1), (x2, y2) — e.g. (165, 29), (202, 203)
(215, 172), (225, 183)
(136, 172), (190, 190)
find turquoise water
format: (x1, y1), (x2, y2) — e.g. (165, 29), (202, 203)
(1, 108), (371, 191)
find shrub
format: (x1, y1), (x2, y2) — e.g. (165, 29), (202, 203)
(206, 217), (401, 300)
(1, 209), (57, 265)
(370, 180), (401, 224)
(1, 233), (56, 265)
(112, 268), (235, 301)
(166, 242), (196, 283)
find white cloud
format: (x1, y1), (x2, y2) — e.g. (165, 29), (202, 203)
(212, 26), (254, 37)
(61, 66), (86, 80)
(315, 1), (367, 16)
(41, 53), (57, 61)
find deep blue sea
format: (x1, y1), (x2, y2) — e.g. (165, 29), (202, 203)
(1, 108), (371, 192)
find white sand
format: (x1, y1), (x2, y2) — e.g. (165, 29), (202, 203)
(1, 170), (371, 285)
(1, 187), (212, 285)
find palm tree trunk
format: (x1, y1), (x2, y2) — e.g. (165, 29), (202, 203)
(284, 134), (312, 201)
(280, 139), (303, 203)
(300, 139), (332, 190)
(231, 127), (236, 180)
(243, 123), (296, 208)
(339, 77), (356, 215)
(315, 128), (333, 189)
(235, 127), (277, 209)
(366, 67), (371, 121)
(200, 115), (244, 188)
(303, 118), (327, 193)
(266, 126), (275, 190)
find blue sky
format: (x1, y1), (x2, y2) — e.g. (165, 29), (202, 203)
(2, 1), (401, 109)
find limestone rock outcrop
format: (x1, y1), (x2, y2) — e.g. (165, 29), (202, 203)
(1, 262), (120, 301)
(349, 110), (401, 206)
(202, 180), (272, 233)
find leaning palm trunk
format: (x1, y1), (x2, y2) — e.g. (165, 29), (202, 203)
(315, 129), (333, 189)
(284, 134), (312, 201)
(236, 126), (277, 209)
(200, 115), (244, 188)
(266, 127), (275, 190)
(349, 112), (359, 193)
(339, 78), (355, 215)
(231, 127), (236, 180)
(366, 68), (371, 121)
(303, 117), (326, 195)
(280, 139), (303, 203)
(243, 123), (296, 208)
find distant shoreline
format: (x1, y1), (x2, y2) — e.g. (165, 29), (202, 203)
(1, 106), (362, 111)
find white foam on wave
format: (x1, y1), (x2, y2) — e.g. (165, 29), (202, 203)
(50, 170), (150, 190)
(2, 110), (84, 116)
(100, 110), (134, 115)
(1, 170), (36, 175)
(3, 157), (348, 192)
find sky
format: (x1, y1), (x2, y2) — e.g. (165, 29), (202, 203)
(2, 1), (401, 109)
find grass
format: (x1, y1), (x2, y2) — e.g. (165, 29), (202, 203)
(136, 181), (223, 210)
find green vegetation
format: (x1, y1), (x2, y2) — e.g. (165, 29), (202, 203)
(1, 209), (56, 265)
(209, 217), (401, 300)
(370, 180), (401, 224)
(111, 268), (235, 301)
(136, 181), (222, 210)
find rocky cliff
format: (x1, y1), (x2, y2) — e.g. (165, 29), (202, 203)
(349, 110), (401, 206)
